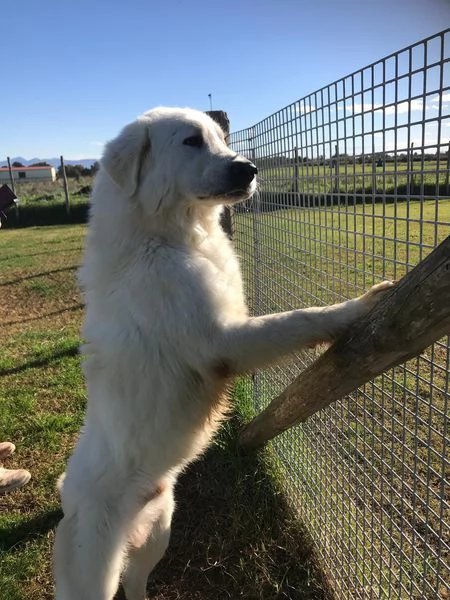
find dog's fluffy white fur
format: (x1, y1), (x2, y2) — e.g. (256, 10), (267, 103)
(54, 107), (392, 600)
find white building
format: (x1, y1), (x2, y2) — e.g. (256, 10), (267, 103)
(0, 166), (56, 182)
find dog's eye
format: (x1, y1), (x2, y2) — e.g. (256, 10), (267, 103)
(183, 135), (204, 148)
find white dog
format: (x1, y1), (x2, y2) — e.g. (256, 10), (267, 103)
(54, 107), (392, 600)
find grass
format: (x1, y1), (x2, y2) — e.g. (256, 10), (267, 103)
(233, 198), (450, 599)
(0, 224), (330, 600)
(237, 198), (450, 307)
(0, 225), (85, 600)
(10, 176), (93, 205)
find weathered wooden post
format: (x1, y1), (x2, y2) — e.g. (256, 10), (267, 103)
(6, 157), (19, 220)
(6, 157), (16, 195)
(206, 110), (232, 239)
(60, 156), (70, 215)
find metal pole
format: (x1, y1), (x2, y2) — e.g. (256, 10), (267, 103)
(407, 142), (414, 196)
(446, 141), (450, 196)
(334, 144), (339, 193)
(372, 153), (377, 197)
(293, 146), (299, 195)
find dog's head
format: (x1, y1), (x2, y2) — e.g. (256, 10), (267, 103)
(101, 107), (257, 216)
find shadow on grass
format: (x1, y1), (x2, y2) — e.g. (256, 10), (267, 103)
(0, 345), (80, 377)
(0, 246), (83, 265)
(0, 508), (61, 554)
(116, 415), (332, 600)
(0, 266), (78, 287)
(3, 304), (83, 327)
(0, 415), (330, 599)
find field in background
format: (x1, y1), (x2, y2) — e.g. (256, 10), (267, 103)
(237, 199), (450, 305)
(258, 160), (449, 196)
(2, 178), (92, 229)
(7, 176), (93, 206)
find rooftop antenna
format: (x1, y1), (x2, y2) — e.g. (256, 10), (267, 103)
(208, 93), (213, 111)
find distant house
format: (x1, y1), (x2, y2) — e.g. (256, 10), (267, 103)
(0, 166), (56, 182)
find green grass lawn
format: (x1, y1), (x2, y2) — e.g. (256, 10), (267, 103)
(0, 225), (329, 600)
(233, 198), (450, 599)
(0, 226), (85, 600)
(236, 198), (450, 307)
(10, 176), (93, 205)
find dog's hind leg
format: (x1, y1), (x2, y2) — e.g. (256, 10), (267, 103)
(54, 486), (130, 600)
(122, 482), (175, 600)
(54, 449), (157, 600)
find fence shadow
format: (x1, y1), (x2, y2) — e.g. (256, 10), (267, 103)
(0, 344), (80, 377)
(1, 266), (78, 287)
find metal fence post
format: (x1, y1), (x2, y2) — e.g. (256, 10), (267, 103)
(446, 141), (449, 196)
(293, 146), (299, 195)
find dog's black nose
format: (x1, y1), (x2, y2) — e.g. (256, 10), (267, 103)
(229, 160), (258, 188)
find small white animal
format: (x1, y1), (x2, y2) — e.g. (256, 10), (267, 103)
(53, 107), (392, 600)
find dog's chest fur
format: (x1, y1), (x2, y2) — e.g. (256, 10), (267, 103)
(81, 208), (247, 472)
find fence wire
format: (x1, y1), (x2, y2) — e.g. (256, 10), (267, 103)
(230, 29), (450, 600)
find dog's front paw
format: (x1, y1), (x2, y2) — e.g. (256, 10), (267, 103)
(358, 280), (395, 312)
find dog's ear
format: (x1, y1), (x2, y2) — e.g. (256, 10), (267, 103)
(102, 120), (151, 197)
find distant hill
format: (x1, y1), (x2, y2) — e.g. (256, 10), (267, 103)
(1, 157), (97, 169)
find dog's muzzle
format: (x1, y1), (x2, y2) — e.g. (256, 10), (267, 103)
(199, 159), (258, 201)
(228, 160), (258, 189)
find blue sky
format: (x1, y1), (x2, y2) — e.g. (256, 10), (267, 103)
(1, 0), (449, 160)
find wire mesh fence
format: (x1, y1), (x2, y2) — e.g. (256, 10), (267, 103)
(229, 29), (449, 599)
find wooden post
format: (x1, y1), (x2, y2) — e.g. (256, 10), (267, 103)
(206, 110), (232, 239)
(239, 236), (450, 450)
(7, 157), (19, 220)
(6, 157), (16, 194)
(60, 156), (70, 215)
